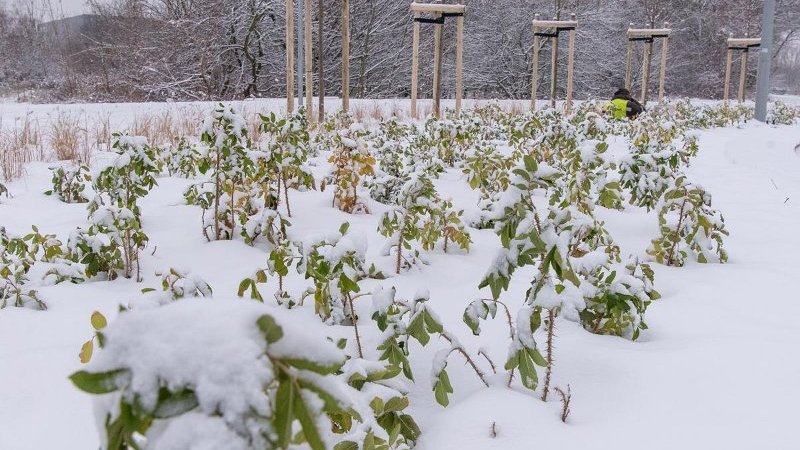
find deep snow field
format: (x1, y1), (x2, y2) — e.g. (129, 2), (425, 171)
(1, 98), (800, 450)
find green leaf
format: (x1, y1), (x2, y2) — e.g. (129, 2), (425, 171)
(335, 442), (359, 450)
(422, 309), (443, 334)
(90, 311), (107, 330)
(256, 315), (284, 344)
(531, 348), (547, 366)
(406, 313), (429, 346)
(285, 357), (342, 375)
(384, 396), (409, 414)
(153, 388), (199, 418)
(79, 340), (93, 364)
(398, 413), (421, 442)
(433, 369), (454, 407)
(275, 377), (296, 448)
(69, 369), (130, 394)
(293, 382), (326, 450)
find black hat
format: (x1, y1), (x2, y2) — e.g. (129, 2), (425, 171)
(614, 88), (630, 96)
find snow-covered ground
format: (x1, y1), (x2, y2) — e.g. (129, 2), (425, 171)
(1, 100), (800, 450)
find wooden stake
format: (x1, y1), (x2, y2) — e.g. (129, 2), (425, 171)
(411, 12), (421, 119)
(724, 48), (733, 103)
(641, 40), (652, 105)
(738, 50), (748, 103)
(550, 19), (559, 109)
(658, 23), (669, 103)
(432, 13), (444, 119)
(341, 0), (350, 111)
(304, 0), (313, 116)
(531, 14), (541, 111)
(624, 23), (633, 90)
(317, 0), (324, 121)
(286, 0), (295, 113)
(455, 15), (464, 117)
(565, 17), (576, 113)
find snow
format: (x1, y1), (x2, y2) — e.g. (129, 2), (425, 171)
(1, 99), (800, 450)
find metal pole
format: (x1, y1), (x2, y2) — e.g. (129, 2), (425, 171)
(755, 0), (776, 122)
(531, 14), (541, 111)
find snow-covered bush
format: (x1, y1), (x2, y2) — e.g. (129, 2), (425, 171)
(618, 116), (695, 211)
(323, 126), (376, 214)
(70, 298), (419, 450)
(371, 286), (488, 407)
(462, 145), (513, 200)
(0, 227), (45, 310)
(160, 138), (202, 178)
(768, 101), (800, 125)
(141, 268), (213, 302)
(647, 176), (728, 266)
(255, 111), (314, 217)
(577, 257), (660, 340)
(197, 103), (255, 240)
(378, 174), (470, 274)
(95, 134), (159, 212)
(45, 162), (91, 203)
(297, 222), (369, 323)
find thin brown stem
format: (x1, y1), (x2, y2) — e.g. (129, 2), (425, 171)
(213, 151), (221, 240)
(346, 293), (364, 358)
(441, 333), (490, 387)
(282, 172), (292, 217)
(666, 194), (688, 266)
(478, 349), (497, 374)
(542, 309), (556, 401)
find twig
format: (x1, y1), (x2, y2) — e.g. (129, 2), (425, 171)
(440, 333), (490, 387)
(478, 349), (497, 374)
(554, 385), (571, 422)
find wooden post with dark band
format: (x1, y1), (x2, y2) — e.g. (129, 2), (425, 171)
(531, 14), (578, 112)
(409, 2), (466, 119)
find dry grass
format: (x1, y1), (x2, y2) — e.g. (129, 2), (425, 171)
(92, 112), (112, 153)
(505, 101), (526, 116)
(0, 125), (35, 181)
(49, 112), (89, 163)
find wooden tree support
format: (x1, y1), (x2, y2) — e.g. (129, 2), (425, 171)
(295, 0), (353, 120)
(342, 0), (350, 112)
(286, 0), (295, 113)
(724, 35), (761, 104)
(625, 23), (671, 106)
(409, 2), (466, 120)
(531, 14), (577, 113)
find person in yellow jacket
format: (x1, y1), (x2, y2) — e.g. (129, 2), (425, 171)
(603, 88), (645, 119)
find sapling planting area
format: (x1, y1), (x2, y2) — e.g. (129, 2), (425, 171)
(1, 98), (800, 450)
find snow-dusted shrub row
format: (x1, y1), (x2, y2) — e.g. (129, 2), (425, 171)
(5, 99), (795, 449)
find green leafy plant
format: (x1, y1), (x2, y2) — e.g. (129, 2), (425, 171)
(378, 174), (470, 274)
(647, 175), (729, 266)
(141, 268), (213, 302)
(78, 311), (108, 363)
(256, 111), (315, 217)
(198, 103), (255, 240)
(45, 162), (91, 203)
(0, 227), (45, 310)
(70, 300), (406, 450)
(323, 127), (376, 214)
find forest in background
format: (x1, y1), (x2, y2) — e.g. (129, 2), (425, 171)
(0, 0), (798, 103)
